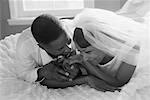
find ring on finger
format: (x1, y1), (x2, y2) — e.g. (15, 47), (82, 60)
(65, 72), (69, 76)
(69, 78), (72, 81)
(70, 65), (74, 69)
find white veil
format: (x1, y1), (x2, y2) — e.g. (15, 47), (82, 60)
(71, 8), (148, 72)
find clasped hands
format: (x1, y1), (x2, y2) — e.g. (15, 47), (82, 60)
(38, 54), (120, 92)
(39, 55), (82, 82)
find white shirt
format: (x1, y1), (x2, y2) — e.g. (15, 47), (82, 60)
(16, 28), (53, 83)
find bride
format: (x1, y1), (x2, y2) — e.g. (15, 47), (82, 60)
(63, 7), (149, 88)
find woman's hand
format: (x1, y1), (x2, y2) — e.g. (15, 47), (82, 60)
(62, 63), (80, 80)
(61, 55), (83, 80)
(87, 75), (120, 92)
(67, 54), (83, 64)
(82, 46), (105, 66)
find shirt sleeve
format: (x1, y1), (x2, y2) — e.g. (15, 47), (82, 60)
(18, 67), (41, 83)
(16, 32), (43, 83)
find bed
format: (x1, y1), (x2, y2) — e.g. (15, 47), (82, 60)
(0, 0), (150, 100)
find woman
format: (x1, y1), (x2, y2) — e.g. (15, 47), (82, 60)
(68, 8), (145, 87)
(72, 27), (136, 87)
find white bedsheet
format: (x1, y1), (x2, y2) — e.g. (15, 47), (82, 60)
(0, 27), (150, 100)
(0, 0), (150, 98)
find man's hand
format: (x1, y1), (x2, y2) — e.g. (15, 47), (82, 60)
(37, 62), (70, 82)
(40, 75), (89, 89)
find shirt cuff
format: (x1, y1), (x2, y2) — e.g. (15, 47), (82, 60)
(34, 67), (44, 83)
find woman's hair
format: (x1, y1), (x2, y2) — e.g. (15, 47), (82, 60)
(73, 27), (91, 48)
(31, 14), (66, 44)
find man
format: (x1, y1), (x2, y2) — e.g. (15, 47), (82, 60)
(16, 14), (73, 84)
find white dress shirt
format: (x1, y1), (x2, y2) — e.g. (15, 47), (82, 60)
(16, 28), (53, 83)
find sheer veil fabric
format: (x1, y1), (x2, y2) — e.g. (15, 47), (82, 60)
(71, 8), (149, 74)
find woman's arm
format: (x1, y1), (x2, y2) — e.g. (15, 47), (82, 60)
(83, 61), (124, 87)
(84, 60), (136, 87)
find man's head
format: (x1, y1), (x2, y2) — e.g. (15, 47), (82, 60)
(31, 14), (71, 57)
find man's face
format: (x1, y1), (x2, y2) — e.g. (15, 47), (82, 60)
(39, 34), (71, 57)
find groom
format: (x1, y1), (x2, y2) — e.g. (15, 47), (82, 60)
(16, 14), (78, 87)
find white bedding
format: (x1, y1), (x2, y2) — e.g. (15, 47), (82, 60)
(0, 0), (150, 99)
(0, 25), (150, 100)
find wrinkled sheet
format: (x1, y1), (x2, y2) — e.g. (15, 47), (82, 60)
(0, 0), (150, 99)
(0, 28), (150, 100)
